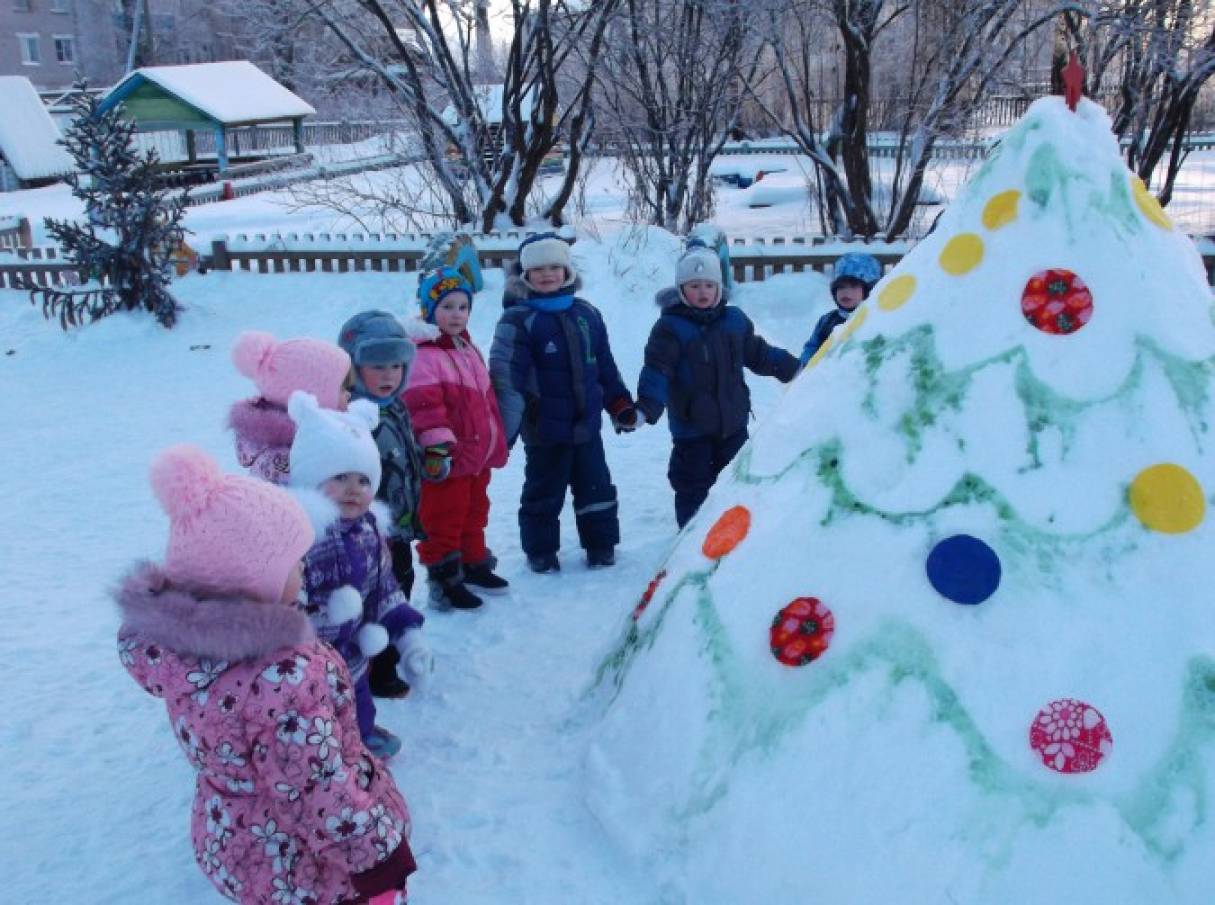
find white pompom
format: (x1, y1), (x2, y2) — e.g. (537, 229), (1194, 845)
(357, 622), (389, 656)
(326, 586), (363, 625)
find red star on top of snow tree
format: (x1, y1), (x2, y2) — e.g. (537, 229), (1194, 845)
(1063, 52), (1084, 112)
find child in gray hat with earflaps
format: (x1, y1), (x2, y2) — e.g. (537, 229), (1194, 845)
(337, 309), (430, 698)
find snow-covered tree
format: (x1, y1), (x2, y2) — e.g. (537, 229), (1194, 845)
(309, 0), (617, 230)
(756, 0), (1073, 240)
(595, 0), (761, 231)
(1066, 0), (1215, 206)
(33, 86), (186, 329)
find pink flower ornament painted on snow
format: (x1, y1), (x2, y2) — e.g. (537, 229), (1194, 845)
(1029, 698), (1113, 774)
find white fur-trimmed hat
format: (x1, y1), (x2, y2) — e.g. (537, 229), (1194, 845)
(676, 246), (722, 288)
(287, 391), (382, 491)
(519, 232), (575, 282)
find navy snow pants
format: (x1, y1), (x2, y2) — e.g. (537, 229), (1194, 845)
(669, 429), (748, 528)
(519, 435), (620, 556)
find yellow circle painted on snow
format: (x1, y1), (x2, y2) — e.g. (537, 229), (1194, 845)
(1129, 463), (1205, 534)
(982, 190), (1021, 230)
(806, 334), (834, 369)
(836, 305), (869, 347)
(878, 274), (917, 311)
(1131, 176), (1173, 231)
(939, 233), (985, 276)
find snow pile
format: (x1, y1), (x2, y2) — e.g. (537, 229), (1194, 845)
(585, 97), (1215, 903)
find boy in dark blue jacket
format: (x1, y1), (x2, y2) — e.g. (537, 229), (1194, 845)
(490, 233), (639, 572)
(800, 252), (882, 366)
(637, 246), (799, 528)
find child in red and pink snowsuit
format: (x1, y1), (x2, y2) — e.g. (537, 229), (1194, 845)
(404, 267), (509, 611)
(228, 330), (353, 484)
(114, 446), (415, 905)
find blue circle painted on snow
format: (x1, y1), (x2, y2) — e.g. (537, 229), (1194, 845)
(926, 534), (1001, 605)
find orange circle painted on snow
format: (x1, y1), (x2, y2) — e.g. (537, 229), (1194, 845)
(702, 505), (751, 559)
(878, 274), (917, 311)
(939, 233), (985, 276)
(982, 190), (1021, 230)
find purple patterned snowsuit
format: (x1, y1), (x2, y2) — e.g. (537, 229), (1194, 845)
(302, 511), (425, 738)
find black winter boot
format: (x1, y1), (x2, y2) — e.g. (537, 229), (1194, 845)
(387, 536), (415, 599)
(464, 556), (510, 594)
(369, 646), (411, 699)
(586, 546), (616, 568)
(427, 555), (483, 611)
(527, 553), (561, 574)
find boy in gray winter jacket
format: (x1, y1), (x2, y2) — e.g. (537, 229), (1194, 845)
(338, 310), (427, 698)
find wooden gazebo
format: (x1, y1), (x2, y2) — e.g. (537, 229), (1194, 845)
(96, 61), (316, 174)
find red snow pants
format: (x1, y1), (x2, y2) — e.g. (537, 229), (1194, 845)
(417, 468), (492, 567)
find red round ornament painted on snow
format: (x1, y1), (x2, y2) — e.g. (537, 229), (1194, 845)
(1021, 269), (1093, 335)
(770, 597), (835, 667)
(631, 569), (667, 621)
(1029, 698), (1112, 774)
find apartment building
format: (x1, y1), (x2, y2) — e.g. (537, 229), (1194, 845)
(0, 0), (238, 91)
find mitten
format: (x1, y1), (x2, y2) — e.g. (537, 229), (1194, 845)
(357, 622), (390, 657)
(422, 443), (453, 482)
(395, 629), (434, 686)
(611, 405), (640, 434)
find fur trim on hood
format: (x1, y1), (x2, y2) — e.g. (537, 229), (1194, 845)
(502, 260), (584, 307)
(227, 397), (296, 447)
(114, 561), (315, 661)
(654, 285), (730, 309)
(403, 318), (441, 343)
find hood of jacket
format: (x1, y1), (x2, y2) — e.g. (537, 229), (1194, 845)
(654, 285), (728, 324)
(114, 561), (315, 662)
(503, 262), (585, 309)
(227, 397), (296, 447)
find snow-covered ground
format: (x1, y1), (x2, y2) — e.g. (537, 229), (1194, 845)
(0, 223), (831, 903)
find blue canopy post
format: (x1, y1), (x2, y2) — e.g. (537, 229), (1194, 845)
(215, 127), (229, 173)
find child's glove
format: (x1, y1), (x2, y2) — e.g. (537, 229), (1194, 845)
(422, 443), (453, 482)
(395, 629), (434, 687)
(357, 622), (390, 657)
(611, 405), (640, 434)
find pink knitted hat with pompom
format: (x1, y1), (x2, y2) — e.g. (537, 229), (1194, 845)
(232, 331), (352, 410)
(150, 445), (315, 603)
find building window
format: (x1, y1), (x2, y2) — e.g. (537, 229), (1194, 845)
(17, 34), (40, 65)
(51, 0), (71, 12)
(13, 0), (32, 11)
(53, 35), (74, 64)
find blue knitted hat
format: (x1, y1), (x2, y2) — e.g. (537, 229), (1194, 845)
(417, 266), (473, 323)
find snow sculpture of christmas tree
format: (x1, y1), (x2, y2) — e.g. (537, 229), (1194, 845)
(587, 96), (1215, 903)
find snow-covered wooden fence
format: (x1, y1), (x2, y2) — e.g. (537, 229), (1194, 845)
(4, 233), (1215, 292)
(200, 233), (1215, 285)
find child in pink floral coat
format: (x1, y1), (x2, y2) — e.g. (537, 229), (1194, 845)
(228, 330), (354, 484)
(115, 445), (415, 904)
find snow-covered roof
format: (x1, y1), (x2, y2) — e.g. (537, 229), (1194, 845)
(0, 77), (73, 180)
(441, 84), (533, 127)
(108, 62), (315, 126)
